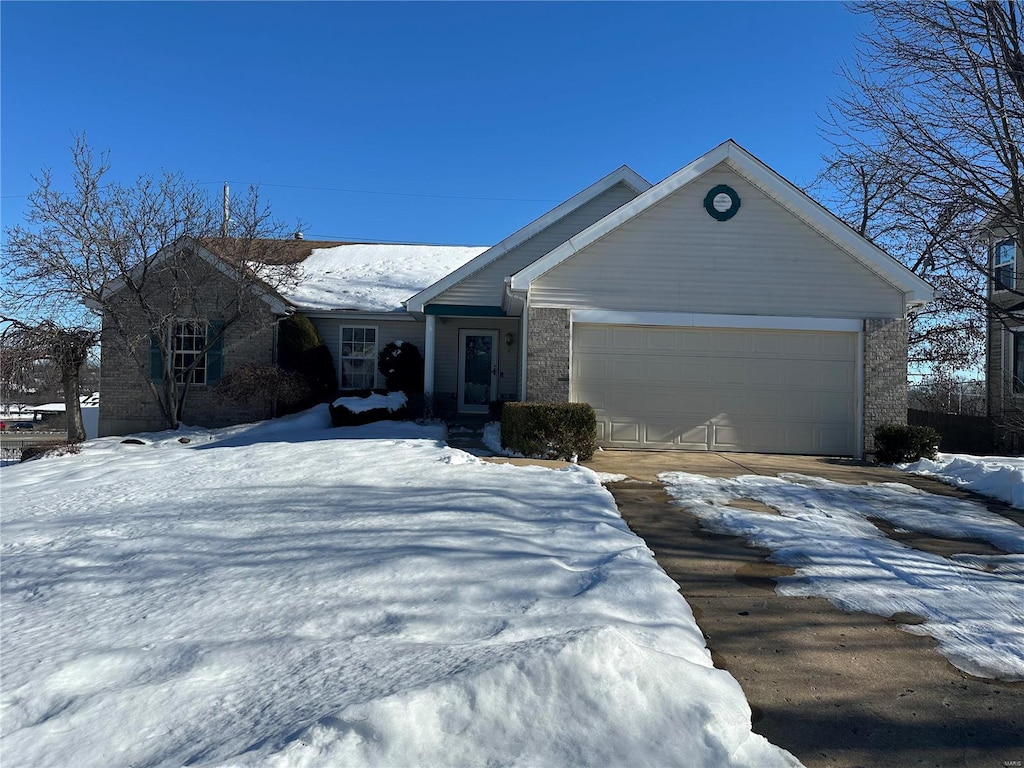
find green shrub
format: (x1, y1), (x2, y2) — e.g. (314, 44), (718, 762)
(277, 313), (338, 413)
(378, 341), (424, 393)
(500, 402), (597, 461)
(873, 423), (940, 464)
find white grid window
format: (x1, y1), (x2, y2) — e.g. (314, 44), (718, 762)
(340, 327), (377, 389)
(994, 240), (1016, 291)
(173, 320), (207, 385)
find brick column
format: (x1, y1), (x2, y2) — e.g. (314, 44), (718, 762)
(526, 307), (571, 402)
(863, 317), (908, 455)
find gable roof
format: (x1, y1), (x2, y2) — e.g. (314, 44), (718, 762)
(509, 140), (935, 307)
(86, 237), (316, 315)
(88, 237), (484, 315)
(404, 165), (651, 313)
(282, 243), (486, 312)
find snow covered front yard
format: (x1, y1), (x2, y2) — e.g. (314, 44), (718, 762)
(660, 472), (1024, 682)
(899, 452), (1024, 509)
(1, 410), (797, 768)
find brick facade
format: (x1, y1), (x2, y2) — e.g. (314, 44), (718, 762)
(862, 317), (909, 455)
(525, 307), (571, 402)
(98, 253), (277, 437)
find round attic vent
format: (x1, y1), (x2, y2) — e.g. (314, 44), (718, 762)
(703, 184), (741, 222)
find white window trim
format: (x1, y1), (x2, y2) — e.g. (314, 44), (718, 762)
(993, 239), (1016, 293)
(339, 325), (379, 390)
(172, 318), (208, 386)
(1006, 325), (1024, 397)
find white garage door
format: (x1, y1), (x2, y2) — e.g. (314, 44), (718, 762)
(572, 324), (857, 455)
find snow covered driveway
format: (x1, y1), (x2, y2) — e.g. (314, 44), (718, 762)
(1, 410), (796, 768)
(660, 472), (1024, 682)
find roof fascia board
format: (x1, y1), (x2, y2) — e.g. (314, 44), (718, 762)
(511, 141), (933, 304)
(298, 310), (419, 321)
(404, 166), (651, 313)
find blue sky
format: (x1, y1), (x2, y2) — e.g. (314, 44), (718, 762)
(1, 2), (863, 246)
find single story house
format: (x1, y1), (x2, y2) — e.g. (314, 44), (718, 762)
(98, 140), (934, 457)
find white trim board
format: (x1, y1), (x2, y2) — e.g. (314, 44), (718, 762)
(570, 310), (863, 333)
(405, 166), (651, 313)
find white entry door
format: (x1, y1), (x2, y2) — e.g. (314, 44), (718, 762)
(458, 329), (499, 413)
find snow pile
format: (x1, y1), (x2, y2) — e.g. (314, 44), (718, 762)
(660, 472), (1024, 681)
(481, 421), (524, 457)
(900, 453), (1024, 509)
(282, 243), (486, 311)
(332, 390), (407, 414)
(1, 410), (796, 768)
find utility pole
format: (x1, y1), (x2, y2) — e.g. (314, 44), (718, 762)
(221, 182), (230, 238)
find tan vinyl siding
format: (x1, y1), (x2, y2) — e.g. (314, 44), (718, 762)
(309, 317), (424, 387)
(435, 182), (641, 307)
(433, 318), (520, 399)
(531, 167), (905, 318)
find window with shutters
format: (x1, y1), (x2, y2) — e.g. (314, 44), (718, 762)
(173, 319), (208, 385)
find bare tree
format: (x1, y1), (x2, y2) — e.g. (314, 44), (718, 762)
(2, 135), (303, 430)
(0, 320), (98, 441)
(814, 1), (1024, 375)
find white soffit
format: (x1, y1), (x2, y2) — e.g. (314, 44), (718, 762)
(404, 165), (651, 312)
(511, 140), (935, 305)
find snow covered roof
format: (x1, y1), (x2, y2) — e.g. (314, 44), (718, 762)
(26, 393), (100, 413)
(280, 243), (487, 313)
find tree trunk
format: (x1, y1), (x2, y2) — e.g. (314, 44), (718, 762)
(62, 363), (86, 442)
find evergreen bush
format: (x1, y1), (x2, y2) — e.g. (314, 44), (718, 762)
(500, 402), (597, 461)
(277, 313), (338, 413)
(873, 423), (941, 464)
(378, 341), (424, 393)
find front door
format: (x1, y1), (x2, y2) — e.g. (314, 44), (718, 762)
(458, 329), (498, 413)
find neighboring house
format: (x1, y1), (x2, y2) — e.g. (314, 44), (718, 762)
(978, 198), (1024, 443)
(98, 140), (934, 457)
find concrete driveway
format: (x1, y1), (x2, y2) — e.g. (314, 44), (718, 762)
(490, 451), (1024, 768)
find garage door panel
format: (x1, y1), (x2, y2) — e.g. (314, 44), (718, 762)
(820, 362), (855, 388)
(611, 358), (645, 382)
(714, 331), (749, 354)
(611, 328), (644, 351)
(679, 361), (712, 384)
(646, 359), (678, 384)
(751, 332), (782, 355)
(610, 421), (641, 443)
(820, 333), (856, 358)
(820, 392), (854, 420)
(749, 392), (781, 417)
(820, 427), (854, 455)
(681, 330), (713, 352)
(572, 324), (857, 455)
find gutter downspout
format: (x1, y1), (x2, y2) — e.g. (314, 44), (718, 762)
(424, 314), (436, 399)
(505, 276), (529, 401)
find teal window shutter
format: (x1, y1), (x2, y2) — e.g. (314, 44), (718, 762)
(206, 322), (224, 386)
(149, 334), (163, 382)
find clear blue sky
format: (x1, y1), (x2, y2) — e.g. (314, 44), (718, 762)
(1, 2), (863, 246)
